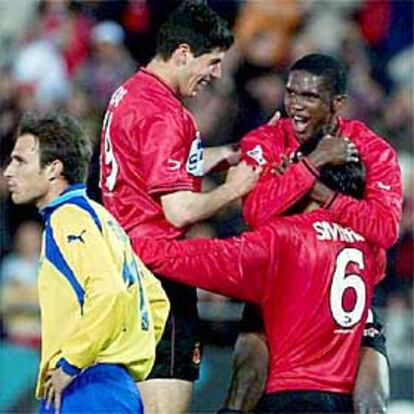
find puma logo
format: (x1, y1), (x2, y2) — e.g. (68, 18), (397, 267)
(67, 230), (87, 244)
(167, 159), (181, 171)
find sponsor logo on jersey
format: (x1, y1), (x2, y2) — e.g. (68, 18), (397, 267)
(67, 230), (86, 244)
(246, 145), (267, 166)
(377, 181), (391, 191)
(334, 328), (354, 334)
(186, 132), (204, 177)
(167, 158), (182, 171)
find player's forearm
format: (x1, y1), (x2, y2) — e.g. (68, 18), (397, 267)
(353, 347), (389, 414)
(163, 185), (241, 228)
(203, 146), (227, 174)
(223, 332), (268, 411)
(203, 145), (239, 174)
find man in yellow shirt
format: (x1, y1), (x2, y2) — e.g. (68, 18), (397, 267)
(4, 112), (169, 413)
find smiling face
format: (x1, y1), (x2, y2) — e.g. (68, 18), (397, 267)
(178, 48), (225, 97)
(4, 134), (55, 208)
(284, 70), (345, 144)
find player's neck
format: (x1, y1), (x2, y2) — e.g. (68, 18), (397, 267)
(324, 116), (339, 135)
(146, 58), (179, 95)
(36, 179), (69, 210)
(303, 200), (320, 213)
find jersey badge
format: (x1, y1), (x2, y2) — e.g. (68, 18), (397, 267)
(186, 131), (204, 177)
(246, 145), (267, 166)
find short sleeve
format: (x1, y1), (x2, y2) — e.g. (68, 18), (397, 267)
(139, 112), (200, 195)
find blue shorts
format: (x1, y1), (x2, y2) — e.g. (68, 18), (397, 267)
(39, 363), (143, 413)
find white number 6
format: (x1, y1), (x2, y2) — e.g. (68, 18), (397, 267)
(330, 248), (366, 328)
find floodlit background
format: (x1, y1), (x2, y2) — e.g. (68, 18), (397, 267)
(0, 1), (412, 413)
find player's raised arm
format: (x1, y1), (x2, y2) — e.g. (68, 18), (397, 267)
(161, 161), (261, 228)
(313, 131), (402, 249)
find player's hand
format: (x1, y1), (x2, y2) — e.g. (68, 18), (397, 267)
(225, 161), (262, 199)
(267, 110), (281, 126)
(307, 135), (359, 168)
(44, 367), (75, 414)
(222, 143), (241, 166)
(271, 154), (290, 175)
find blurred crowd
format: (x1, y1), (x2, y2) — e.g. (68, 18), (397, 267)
(0, 0), (412, 403)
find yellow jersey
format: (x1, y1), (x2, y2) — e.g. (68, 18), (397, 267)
(36, 183), (169, 398)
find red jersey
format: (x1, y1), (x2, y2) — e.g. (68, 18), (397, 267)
(241, 118), (403, 249)
(149, 210), (379, 394)
(100, 69), (203, 261)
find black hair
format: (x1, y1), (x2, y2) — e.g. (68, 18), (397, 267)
(156, 0), (234, 59)
(17, 112), (92, 184)
(293, 129), (365, 199)
(290, 53), (347, 96)
(320, 162), (365, 199)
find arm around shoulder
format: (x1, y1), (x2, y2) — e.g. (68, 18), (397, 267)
(161, 161), (261, 228)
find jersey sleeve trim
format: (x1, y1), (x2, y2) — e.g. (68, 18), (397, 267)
(301, 157), (320, 178)
(45, 223), (85, 311)
(323, 192), (339, 210)
(148, 182), (196, 195)
(56, 357), (81, 376)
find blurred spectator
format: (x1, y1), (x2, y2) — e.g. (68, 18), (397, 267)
(0, 0), (37, 68)
(385, 293), (412, 367)
(12, 39), (69, 111)
(35, 0), (93, 77)
(0, 221), (42, 348)
(233, 0), (302, 68)
(299, 0), (361, 55)
(75, 21), (136, 110)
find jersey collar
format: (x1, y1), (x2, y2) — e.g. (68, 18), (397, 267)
(40, 183), (87, 221)
(139, 68), (180, 100)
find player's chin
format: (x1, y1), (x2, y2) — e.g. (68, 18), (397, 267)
(294, 130), (312, 144)
(10, 193), (24, 204)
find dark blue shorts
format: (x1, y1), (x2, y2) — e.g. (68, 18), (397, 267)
(39, 363), (142, 413)
(256, 390), (353, 413)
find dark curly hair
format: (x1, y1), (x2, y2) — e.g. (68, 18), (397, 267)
(17, 112), (92, 184)
(156, 0), (234, 59)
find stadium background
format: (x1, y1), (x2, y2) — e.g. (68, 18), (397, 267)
(0, 0), (412, 412)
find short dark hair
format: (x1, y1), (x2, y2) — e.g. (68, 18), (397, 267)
(290, 53), (347, 95)
(320, 162), (365, 199)
(156, 1), (234, 59)
(17, 112), (92, 184)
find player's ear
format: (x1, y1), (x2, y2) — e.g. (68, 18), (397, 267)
(45, 159), (64, 182)
(173, 43), (192, 66)
(332, 95), (347, 113)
